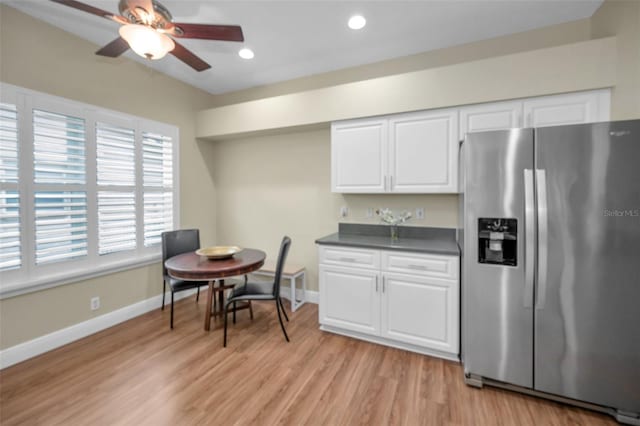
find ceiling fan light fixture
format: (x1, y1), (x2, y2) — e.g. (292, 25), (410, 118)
(119, 24), (175, 60)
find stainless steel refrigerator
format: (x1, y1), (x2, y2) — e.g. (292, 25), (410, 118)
(460, 120), (640, 424)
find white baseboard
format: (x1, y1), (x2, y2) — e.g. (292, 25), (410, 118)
(0, 288), (200, 370)
(305, 290), (319, 304)
(279, 288), (318, 304)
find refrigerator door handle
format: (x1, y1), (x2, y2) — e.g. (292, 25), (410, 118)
(536, 169), (549, 310)
(524, 169), (535, 308)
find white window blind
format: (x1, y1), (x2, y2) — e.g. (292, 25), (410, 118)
(96, 122), (136, 255)
(34, 191), (88, 265)
(0, 191), (20, 271)
(33, 110), (86, 184)
(143, 131), (173, 247)
(0, 102), (21, 271)
(0, 83), (179, 297)
(96, 122), (135, 186)
(97, 191), (136, 255)
(0, 103), (19, 183)
(32, 108), (87, 266)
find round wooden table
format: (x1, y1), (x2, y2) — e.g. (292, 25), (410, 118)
(165, 248), (266, 331)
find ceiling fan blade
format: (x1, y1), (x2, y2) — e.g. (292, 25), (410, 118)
(96, 37), (130, 57)
(50, 0), (115, 19)
(172, 23), (244, 42)
(170, 41), (211, 72)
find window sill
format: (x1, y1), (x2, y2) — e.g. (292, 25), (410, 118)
(0, 254), (162, 300)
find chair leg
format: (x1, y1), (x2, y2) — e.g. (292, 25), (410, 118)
(233, 301), (237, 324)
(279, 297), (289, 322)
(275, 299), (290, 342)
(170, 291), (175, 329)
(223, 300), (230, 347)
(249, 301), (254, 320)
(196, 286), (200, 302)
(162, 280), (166, 310)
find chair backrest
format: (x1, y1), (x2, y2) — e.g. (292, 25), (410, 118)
(272, 236), (292, 297)
(161, 229), (200, 278)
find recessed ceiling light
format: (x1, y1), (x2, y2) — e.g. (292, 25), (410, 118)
(238, 48), (254, 59)
(348, 15), (366, 30)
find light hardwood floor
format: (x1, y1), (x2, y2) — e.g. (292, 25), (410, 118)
(0, 295), (615, 425)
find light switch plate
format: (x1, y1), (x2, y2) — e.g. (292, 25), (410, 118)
(416, 208), (425, 220)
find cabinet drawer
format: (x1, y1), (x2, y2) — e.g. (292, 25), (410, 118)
(319, 246), (380, 269)
(382, 251), (458, 280)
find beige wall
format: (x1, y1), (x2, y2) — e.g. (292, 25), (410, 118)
(197, 37), (617, 139)
(212, 129), (459, 296)
(591, 0), (640, 120)
(0, 6), (217, 349)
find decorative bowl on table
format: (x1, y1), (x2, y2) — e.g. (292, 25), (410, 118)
(196, 246), (243, 260)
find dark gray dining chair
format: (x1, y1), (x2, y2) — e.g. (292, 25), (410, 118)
(161, 229), (207, 329)
(223, 236), (292, 347)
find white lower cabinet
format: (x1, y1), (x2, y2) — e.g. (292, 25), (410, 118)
(381, 273), (458, 353)
(318, 245), (460, 359)
(319, 265), (380, 335)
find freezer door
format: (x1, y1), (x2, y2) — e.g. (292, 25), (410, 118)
(534, 120), (640, 413)
(463, 129), (535, 388)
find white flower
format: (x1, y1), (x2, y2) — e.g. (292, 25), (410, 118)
(375, 208), (412, 225)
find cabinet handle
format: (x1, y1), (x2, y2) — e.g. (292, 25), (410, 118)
(382, 276), (386, 293)
(375, 276), (379, 292)
(390, 175), (393, 190)
(408, 264), (428, 270)
(339, 257), (357, 263)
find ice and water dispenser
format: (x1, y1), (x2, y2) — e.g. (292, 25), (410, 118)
(478, 218), (517, 266)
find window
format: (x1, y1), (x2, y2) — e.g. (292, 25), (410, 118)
(0, 83), (179, 297)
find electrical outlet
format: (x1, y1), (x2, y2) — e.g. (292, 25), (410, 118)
(366, 208), (374, 218)
(90, 296), (100, 311)
(340, 206), (349, 218)
(415, 208), (425, 220)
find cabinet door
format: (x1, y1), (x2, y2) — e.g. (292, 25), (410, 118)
(319, 265), (381, 335)
(523, 89), (610, 128)
(381, 273), (459, 354)
(388, 109), (458, 193)
(459, 100), (522, 139)
(331, 118), (387, 193)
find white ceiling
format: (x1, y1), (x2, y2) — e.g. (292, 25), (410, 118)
(8, 0), (603, 95)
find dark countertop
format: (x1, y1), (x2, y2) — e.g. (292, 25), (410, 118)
(315, 224), (459, 256)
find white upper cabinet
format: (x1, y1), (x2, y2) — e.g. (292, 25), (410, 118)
(459, 100), (523, 139)
(523, 89), (610, 128)
(331, 118), (387, 193)
(331, 110), (459, 194)
(388, 109), (458, 193)
(331, 89), (610, 194)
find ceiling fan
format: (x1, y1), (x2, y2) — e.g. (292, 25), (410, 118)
(50, 0), (245, 71)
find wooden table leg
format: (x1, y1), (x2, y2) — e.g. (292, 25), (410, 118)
(217, 279), (225, 319)
(204, 280), (214, 331)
